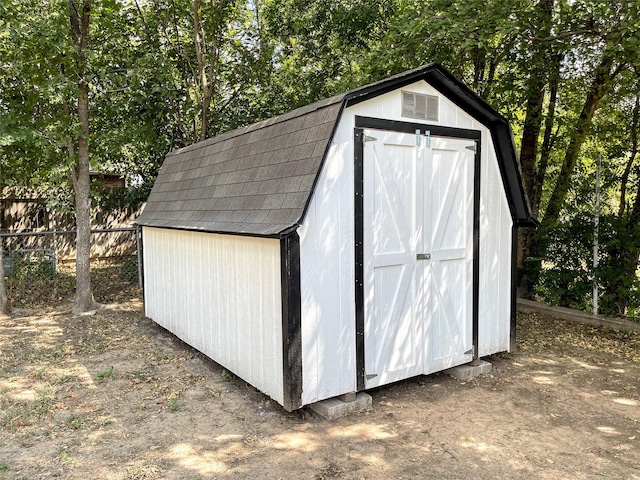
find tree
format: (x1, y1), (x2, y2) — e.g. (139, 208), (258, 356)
(260, 0), (396, 107)
(591, 77), (640, 315)
(518, 0), (639, 303)
(1, 1), (122, 311)
(66, 0), (98, 313)
(129, 0), (278, 145)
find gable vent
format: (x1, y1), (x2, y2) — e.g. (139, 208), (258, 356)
(401, 91), (439, 121)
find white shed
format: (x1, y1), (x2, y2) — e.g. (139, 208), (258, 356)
(136, 64), (535, 411)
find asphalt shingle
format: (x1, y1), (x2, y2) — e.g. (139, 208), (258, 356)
(137, 97), (344, 235)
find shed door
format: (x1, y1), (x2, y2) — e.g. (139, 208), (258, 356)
(363, 130), (475, 389)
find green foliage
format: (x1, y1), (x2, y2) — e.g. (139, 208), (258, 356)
(65, 413), (83, 430)
(262, 0), (394, 106)
(0, 0), (76, 188)
(4, 250), (57, 305)
(535, 212), (640, 318)
(596, 216), (640, 317)
(535, 215), (594, 311)
(95, 365), (114, 381)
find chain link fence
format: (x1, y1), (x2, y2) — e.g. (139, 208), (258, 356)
(1, 227), (142, 307)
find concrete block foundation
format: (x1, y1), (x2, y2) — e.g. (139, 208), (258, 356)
(445, 360), (492, 381)
(309, 392), (372, 420)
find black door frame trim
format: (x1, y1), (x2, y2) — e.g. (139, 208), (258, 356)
(355, 116), (482, 141)
(354, 116), (481, 391)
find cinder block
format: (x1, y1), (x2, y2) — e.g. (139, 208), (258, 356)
(445, 360), (492, 381)
(337, 392), (357, 402)
(309, 392), (372, 420)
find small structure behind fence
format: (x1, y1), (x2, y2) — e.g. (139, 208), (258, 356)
(1, 227), (142, 306)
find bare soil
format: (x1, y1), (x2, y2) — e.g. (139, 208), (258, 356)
(1, 302), (639, 479)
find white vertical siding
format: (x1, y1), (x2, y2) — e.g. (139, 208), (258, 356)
(477, 137), (513, 354)
(347, 80), (473, 129)
(298, 134), (356, 405)
(143, 227), (284, 405)
(300, 79), (513, 403)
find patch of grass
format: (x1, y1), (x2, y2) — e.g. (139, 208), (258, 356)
(204, 387), (225, 398)
(59, 449), (75, 466)
(85, 338), (109, 354)
(30, 386), (56, 417)
(0, 460), (9, 471)
(95, 365), (114, 381)
(169, 397), (179, 412)
(1, 386), (57, 431)
(65, 413), (84, 430)
(31, 366), (78, 384)
(221, 370), (232, 382)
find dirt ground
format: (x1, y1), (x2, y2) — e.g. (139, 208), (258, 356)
(1, 301), (639, 480)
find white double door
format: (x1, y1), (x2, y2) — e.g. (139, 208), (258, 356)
(363, 129), (475, 389)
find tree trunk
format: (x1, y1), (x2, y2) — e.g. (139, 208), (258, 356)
(514, 0), (555, 298)
(532, 52), (561, 213)
(517, 52), (561, 298)
(69, 0), (98, 313)
(518, 49), (620, 298)
(519, 0), (554, 204)
(541, 52), (617, 227)
(0, 246), (9, 317)
(193, 0), (226, 141)
(618, 95), (639, 218)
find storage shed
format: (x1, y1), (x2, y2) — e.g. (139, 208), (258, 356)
(136, 64), (535, 411)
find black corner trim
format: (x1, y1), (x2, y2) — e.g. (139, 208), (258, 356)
(280, 231), (303, 411)
(510, 226), (519, 352)
(137, 226), (146, 313)
(354, 128), (366, 391)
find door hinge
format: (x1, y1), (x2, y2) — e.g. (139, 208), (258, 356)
(425, 130), (431, 148)
(415, 129), (421, 146)
(466, 143), (477, 153)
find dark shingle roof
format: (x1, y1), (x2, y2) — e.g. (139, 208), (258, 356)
(136, 94), (345, 236)
(137, 64), (535, 236)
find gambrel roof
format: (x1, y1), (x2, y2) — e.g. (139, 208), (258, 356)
(137, 64), (535, 236)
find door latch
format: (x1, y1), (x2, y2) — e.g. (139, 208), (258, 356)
(416, 253), (431, 260)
